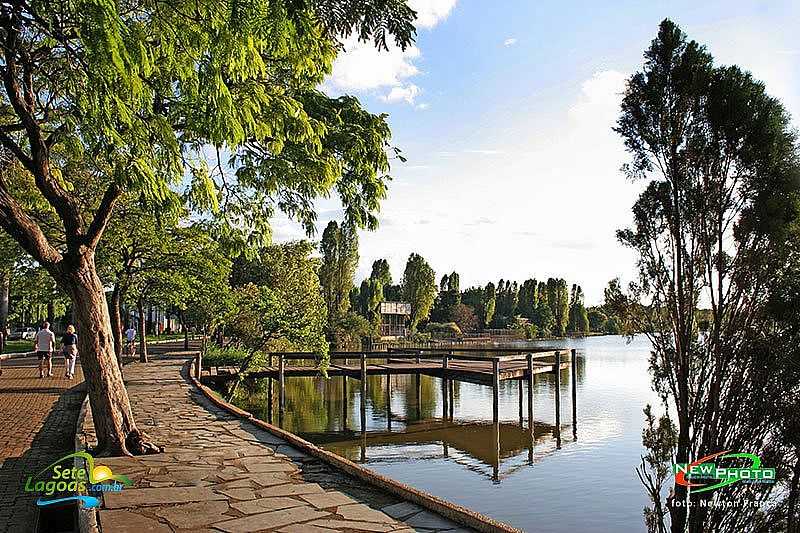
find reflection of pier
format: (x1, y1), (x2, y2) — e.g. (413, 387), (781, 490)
(300, 418), (563, 482)
(201, 347), (579, 480)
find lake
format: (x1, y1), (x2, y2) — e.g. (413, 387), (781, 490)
(231, 334), (658, 532)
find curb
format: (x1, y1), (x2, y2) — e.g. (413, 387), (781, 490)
(186, 357), (522, 533)
(74, 393), (100, 533)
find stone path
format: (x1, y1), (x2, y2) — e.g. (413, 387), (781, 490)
(0, 356), (85, 532)
(83, 350), (473, 533)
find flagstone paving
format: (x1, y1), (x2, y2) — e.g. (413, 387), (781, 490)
(0, 357), (85, 533)
(82, 350), (473, 533)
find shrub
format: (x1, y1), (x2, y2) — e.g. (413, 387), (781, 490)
(425, 322), (463, 337)
(203, 345), (250, 368)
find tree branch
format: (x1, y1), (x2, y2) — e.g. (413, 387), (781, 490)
(0, 159), (62, 269)
(86, 184), (122, 249)
(1, 13), (83, 238)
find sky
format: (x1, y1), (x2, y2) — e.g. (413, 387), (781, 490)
(272, 0), (800, 305)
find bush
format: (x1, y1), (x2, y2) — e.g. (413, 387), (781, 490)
(202, 345), (250, 368)
(425, 322), (462, 337)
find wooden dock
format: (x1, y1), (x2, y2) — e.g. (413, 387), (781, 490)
(196, 347), (579, 479)
(200, 348), (570, 386)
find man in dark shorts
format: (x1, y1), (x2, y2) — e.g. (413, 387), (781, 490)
(35, 321), (56, 378)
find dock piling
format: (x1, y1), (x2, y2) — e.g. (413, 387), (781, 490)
(527, 353), (534, 463)
(341, 375), (348, 430)
(571, 348), (577, 440)
(278, 354), (285, 420)
(554, 350), (561, 449)
(386, 372), (392, 430)
(360, 353), (367, 433)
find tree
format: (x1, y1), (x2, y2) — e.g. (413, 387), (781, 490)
(0, 0), (415, 455)
(516, 278), (538, 319)
(567, 284), (589, 334)
(97, 200), (182, 361)
(357, 277), (383, 335)
(122, 225), (231, 362)
(614, 19), (800, 532)
(401, 253), (436, 333)
(370, 259), (392, 287)
(483, 282), (496, 328)
(319, 221), (359, 334)
(449, 303), (477, 332)
(546, 278), (569, 336)
(587, 308), (607, 332)
(228, 241), (328, 362)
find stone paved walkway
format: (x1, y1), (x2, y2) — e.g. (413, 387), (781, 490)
(0, 357), (85, 532)
(83, 350), (473, 533)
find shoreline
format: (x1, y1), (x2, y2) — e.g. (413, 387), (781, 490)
(191, 355), (522, 533)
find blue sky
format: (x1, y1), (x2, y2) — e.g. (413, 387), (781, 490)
(274, 0), (800, 305)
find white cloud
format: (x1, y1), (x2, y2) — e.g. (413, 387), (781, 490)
(503, 38), (517, 47)
(567, 70), (627, 127)
(408, 0), (457, 29)
(381, 84), (421, 104)
(328, 36), (420, 91)
(416, 102), (430, 110)
(325, 1), (455, 105)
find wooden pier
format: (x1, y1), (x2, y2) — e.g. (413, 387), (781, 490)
(198, 347), (579, 480)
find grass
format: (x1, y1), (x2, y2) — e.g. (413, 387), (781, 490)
(2, 339), (33, 354)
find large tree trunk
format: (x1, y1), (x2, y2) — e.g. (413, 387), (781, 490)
(109, 284), (123, 366)
(60, 253), (160, 456)
(137, 298), (148, 363)
(181, 312), (189, 350)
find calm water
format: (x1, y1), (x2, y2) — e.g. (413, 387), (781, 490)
(232, 335), (658, 532)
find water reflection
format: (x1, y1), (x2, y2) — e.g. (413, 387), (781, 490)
(231, 355), (586, 482)
(230, 336), (657, 532)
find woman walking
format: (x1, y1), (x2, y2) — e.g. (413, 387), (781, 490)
(61, 325), (78, 379)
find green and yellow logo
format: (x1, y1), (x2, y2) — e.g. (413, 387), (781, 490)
(673, 450), (776, 493)
(24, 451), (133, 508)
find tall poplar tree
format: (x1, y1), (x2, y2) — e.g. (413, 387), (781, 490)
(614, 19), (800, 532)
(319, 221), (359, 332)
(401, 253), (436, 333)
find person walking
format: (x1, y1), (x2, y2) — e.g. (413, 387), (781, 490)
(35, 321), (56, 378)
(125, 325), (137, 357)
(61, 324), (78, 379)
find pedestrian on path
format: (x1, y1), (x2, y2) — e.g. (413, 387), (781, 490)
(125, 325), (137, 357)
(36, 321), (56, 378)
(61, 324), (78, 379)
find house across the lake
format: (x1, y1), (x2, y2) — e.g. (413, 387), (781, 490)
(380, 301), (411, 338)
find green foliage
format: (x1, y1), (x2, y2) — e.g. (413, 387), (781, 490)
(330, 311), (373, 348)
(448, 303), (477, 332)
(227, 241), (328, 366)
(587, 309), (607, 331)
(357, 278), (384, 334)
(567, 284), (589, 334)
(319, 221), (359, 333)
(370, 259), (393, 287)
(431, 271), (461, 323)
(424, 322), (462, 337)
(202, 345), (251, 369)
(616, 19), (800, 532)
(401, 253), (437, 333)
(515, 278), (538, 319)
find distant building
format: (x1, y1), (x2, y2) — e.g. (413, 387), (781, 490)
(379, 301), (411, 338)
